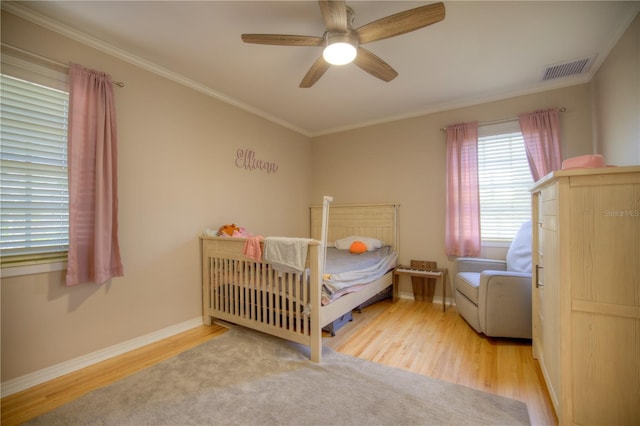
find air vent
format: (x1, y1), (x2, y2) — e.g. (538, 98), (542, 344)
(541, 56), (596, 81)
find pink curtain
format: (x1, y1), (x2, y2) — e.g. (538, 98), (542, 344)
(445, 121), (481, 257)
(66, 64), (123, 286)
(518, 109), (562, 181)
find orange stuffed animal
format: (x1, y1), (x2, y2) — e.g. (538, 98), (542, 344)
(217, 223), (240, 237)
(349, 240), (367, 254)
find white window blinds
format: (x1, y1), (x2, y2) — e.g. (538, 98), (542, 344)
(477, 120), (533, 242)
(0, 73), (70, 266)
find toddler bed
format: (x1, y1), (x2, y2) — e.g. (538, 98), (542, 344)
(200, 201), (399, 362)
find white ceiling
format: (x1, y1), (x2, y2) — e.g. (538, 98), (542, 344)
(5, 1), (639, 136)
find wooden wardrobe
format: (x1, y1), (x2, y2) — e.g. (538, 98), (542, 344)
(531, 166), (640, 425)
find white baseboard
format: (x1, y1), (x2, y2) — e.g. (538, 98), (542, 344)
(398, 291), (456, 306)
(1, 316), (204, 398)
(433, 295), (456, 307)
(397, 291), (414, 300)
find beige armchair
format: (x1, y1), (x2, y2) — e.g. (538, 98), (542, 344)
(453, 221), (532, 339)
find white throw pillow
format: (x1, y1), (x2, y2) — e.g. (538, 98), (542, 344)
(334, 236), (384, 251)
(506, 220), (532, 273)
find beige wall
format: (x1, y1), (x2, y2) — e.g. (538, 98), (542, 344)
(592, 13), (640, 166)
(311, 85), (594, 297)
(1, 11), (312, 382)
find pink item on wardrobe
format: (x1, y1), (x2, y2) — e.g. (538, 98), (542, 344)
(561, 154), (607, 170)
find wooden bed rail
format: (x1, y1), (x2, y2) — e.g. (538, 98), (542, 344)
(201, 237), (323, 360)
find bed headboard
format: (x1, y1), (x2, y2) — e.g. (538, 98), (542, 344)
(310, 203), (399, 250)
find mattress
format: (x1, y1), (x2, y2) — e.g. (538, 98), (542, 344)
(321, 245), (398, 305)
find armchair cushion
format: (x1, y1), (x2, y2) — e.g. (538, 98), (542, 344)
(455, 272), (480, 304)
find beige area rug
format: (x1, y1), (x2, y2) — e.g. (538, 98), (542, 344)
(28, 326), (530, 425)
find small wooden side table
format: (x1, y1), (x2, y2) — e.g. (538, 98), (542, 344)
(393, 266), (449, 312)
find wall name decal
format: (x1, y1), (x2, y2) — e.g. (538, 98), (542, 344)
(235, 148), (279, 174)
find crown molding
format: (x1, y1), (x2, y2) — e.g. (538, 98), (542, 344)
(311, 74), (591, 137)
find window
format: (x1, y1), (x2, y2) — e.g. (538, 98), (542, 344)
(477, 121), (533, 243)
(1, 55), (70, 268)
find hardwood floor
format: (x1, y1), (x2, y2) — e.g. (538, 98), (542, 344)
(324, 299), (557, 426)
(1, 299), (557, 425)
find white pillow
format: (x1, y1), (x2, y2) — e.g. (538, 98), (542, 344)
(506, 220), (532, 273)
(334, 236), (384, 251)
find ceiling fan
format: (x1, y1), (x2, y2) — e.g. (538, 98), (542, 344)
(241, 1), (445, 88)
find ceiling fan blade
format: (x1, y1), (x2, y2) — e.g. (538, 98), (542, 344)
(353, 47), (398, 82)
(241, 34), (323, 47)
(318, 0), (348, 32)
(300, 56), (331, 88)
(355, 2), (445, 45)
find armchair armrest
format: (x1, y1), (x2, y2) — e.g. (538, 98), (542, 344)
(455, 257), (507, 273)
(481, 270), (531, 281)
(478, 270), (532, 339)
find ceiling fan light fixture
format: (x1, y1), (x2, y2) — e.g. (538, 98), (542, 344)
(323, 33), (357, 65)
(242, 1), (446, 87)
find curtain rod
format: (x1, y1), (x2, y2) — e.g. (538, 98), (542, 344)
(440, 107), (566, 132)
(1, 42), (125, 87)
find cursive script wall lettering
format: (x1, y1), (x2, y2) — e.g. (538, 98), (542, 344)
(235, 148), (279, 174)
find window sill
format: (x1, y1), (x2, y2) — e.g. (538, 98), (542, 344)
(1, 261), (67, 278)
(481, 241), (511, 248)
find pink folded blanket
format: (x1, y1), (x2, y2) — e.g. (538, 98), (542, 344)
(243, 235), (264, 261)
